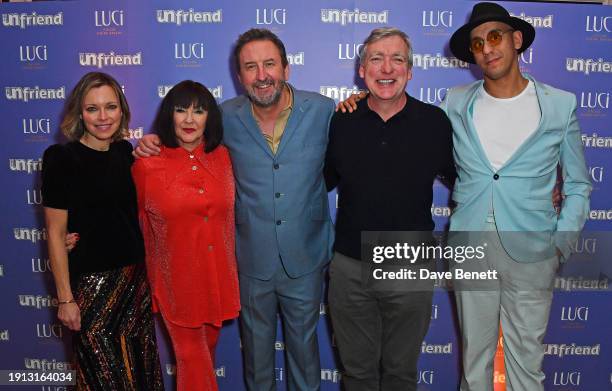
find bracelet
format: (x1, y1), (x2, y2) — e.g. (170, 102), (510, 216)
(57, 299), (76, 305)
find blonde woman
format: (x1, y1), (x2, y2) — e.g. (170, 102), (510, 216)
(42, 72), (163, 390)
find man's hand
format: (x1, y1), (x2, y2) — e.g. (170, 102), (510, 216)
(133, 134), (162, 158)
(65, 233), (79, 252)
(553, 164), (564, 214)
(335, 91), (368, 113)
(552, 185), (564, 215)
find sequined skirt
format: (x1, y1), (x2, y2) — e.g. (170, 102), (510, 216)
(73, 262), (164, 391)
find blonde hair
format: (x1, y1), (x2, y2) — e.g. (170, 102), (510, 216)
(60, 72), (130, 141)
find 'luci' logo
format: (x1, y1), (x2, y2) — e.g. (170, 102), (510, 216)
(419, 87), (448, 105)
(36, 323), (62, 338)
(22, 118), (50, 134)
(32, 258), (51, 272)
(95, 10), (124, 27)
(580, 92), (610, 109)
(338, 43), (363, 60)
(422, 10), (453, 28)
(560, 306), (589, 321)
(520, 48), (533, 65)
(553, 371), (581, 386)
(589, 166), (604, 183)
(417, 370), (434, 384)
(174, 43), (204, 60)
(19, 45), (47, 62)
(256, 9), (286, 25)
(585, 16), (611, 33)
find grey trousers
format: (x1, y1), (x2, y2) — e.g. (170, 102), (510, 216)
(453, 222), (559, 391)
(328, 252), (433, 391)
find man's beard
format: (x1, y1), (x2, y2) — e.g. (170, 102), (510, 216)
(247, 78), (286, 108)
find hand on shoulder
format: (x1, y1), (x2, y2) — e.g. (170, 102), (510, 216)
(134, 134), (162, 158)
(336, 91), (368, 113)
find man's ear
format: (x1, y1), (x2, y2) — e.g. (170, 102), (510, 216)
(512, 30), (523, 51)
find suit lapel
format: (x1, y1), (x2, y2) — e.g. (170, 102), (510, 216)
(236, 99), (275, 159)
(461, 76), (551, 173)
(462, 82), (496, 172)
(276, 86), (306, 158)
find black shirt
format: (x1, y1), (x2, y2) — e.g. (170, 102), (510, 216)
(42, 140), (144, 278)
(324, 94), (456, 260)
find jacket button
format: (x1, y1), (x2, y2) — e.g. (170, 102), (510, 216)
(273, 163), (279, 169)
(275, 192), (281, 198)
(276, 220), (282, 225)
(493, 174), (499, 180)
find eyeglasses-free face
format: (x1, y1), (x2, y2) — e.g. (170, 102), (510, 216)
(469, 29), (514, 54)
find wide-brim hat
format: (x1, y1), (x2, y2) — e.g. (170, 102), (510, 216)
(450, 2), (535, 64)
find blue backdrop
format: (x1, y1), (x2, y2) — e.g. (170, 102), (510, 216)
(1, 1), (610, 390)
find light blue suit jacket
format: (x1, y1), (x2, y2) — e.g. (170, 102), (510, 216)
(442, 75), (591, 262)
(221, 86), (335, 279)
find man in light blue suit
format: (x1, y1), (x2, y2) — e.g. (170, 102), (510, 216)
(136, 28), (335, 391)
(442, 3), (591, 390)
(222, 29), (334, 391)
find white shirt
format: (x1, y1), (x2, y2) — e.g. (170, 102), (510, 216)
(473, 81), (541, 171)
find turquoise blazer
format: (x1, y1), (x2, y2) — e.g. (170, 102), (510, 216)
(221, 86), (335, 279)
(442, 75), (591, 262)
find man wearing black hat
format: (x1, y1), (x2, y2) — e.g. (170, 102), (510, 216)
(443, 2), (591, 390)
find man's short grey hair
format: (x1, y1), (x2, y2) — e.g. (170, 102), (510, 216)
(359, 27), (413, 68)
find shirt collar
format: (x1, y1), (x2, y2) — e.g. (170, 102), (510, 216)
(161, 142), (206, 163)
(355, 92), (415, 122)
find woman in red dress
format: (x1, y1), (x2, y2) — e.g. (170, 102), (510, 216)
(132, 80), (240, 391)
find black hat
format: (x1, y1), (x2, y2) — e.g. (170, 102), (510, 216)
(450, 2), (535, 64)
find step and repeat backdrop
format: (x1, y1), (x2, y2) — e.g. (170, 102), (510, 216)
(1, 0), (610, 390)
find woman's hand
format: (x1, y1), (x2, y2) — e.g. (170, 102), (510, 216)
(45, 207), (81, 331)
(58, 302), (81, 331)
(335, 91), (368, 113)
